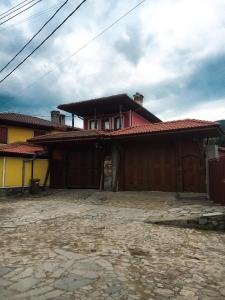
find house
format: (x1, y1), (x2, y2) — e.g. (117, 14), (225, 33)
(0, 111), (70, 144)
(58, 93), (161, 130)
(29, 93), (225, 193)
(0, 111), (79, 193)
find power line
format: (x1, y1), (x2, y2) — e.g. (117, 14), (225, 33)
(0, 0), (33, 18)
(0, 0), (43, 27)
(0, 0), (78, 32)
(23, 0), (147, 90)
(0, 0), (39, 20)
(0, 1), (69, 32)
(0, 0), (88, 84)
(0, 0), (71, 73)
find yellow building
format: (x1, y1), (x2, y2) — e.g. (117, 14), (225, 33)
(0, 112), (70, 193)
(0, 143), (49, 191)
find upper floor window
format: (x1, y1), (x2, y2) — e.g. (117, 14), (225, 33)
(114, 117), (122, 130)
(34, 130), (46, 137)
(0, 127), (8, 144)
(101, 119), (110, 130)
(89, 120), (98, 129)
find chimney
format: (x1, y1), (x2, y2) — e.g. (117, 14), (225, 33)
(133, 92), (144, 106)
(51, 110), (60, 124)
(60, 114), (66, 125)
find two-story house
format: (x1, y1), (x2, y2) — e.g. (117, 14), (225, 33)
(58, 93), (161, 131)
(30, 93), (224, 194)
(0, 111), (68, 144)
(0, 111), (79, 193)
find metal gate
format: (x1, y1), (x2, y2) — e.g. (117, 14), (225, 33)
(209, 156), (225, 205)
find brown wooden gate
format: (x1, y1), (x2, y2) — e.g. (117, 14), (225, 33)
(182, 155), (205, 192)
(209, 157), (225, 204)
(67, 147), (101, 189)
(120, 143), (177, 191)
(50, 150), (66, 188)
(120, 140), (206, 192)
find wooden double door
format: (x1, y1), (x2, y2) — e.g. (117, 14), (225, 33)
(120, 141), (206, 192)
(51, 147), (101, 189)
(121, 143), (177, 191)
(67, 147), (101, 189)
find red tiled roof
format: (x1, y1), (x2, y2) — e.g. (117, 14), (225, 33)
(0, 142), (46, 156)
(109, 119), (221, 137)
(29, 119), (223, 143)
(58, 93), (161, 123)
(29, 129), (108, 142)
(0, 112), (71, 131)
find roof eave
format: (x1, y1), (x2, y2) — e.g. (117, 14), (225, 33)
(57, 94), (161, 123)
(111, 125), (223, 140)
(28, 135), (105, 145)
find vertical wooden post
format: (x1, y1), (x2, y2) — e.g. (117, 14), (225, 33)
(22, 160), (25, 192)
(2, 157), (6, 188)
(175, 141), (183, 194)
(43, 161), (51, 188)
(94, 108), (97, 128)
(112, 144), (120, 192)
(31, 159), (34, 180)
(72, 113), (75, 128)
(119, 105), (122, 129)
(99, 146), (105, 191)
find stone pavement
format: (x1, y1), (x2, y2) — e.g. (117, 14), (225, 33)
(0, 190), (225, 299)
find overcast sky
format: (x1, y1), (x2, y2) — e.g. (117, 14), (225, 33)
(0, 0), (224, 126)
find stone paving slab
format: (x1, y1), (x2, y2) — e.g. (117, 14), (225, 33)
(0, 190), (225, 299)
(145, 211), (225, 230)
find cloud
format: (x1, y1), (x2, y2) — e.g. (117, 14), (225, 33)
(114, 22), (145, 65)
(186, 54), (225, 101)
(0, 0), (224, 123)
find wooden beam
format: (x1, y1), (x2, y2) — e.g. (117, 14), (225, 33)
(43, 161), (50, 188)
(72, 113), (75, 128)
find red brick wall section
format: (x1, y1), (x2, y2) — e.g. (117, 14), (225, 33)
(83, 111), (150, 130)
(131, 111), (150, 126)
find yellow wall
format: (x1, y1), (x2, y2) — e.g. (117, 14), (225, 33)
(4, 158), (23, 187)
(33, 159), (49, 186)
(1, 158), (49, 188)
(0, 158), (3, 188)
(7, 126), (34, 143)
(1, 125), (61, 144)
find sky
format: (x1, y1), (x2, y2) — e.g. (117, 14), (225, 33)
(0, 0), (225, 127)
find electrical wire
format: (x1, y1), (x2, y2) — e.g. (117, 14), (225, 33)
(0, 2), (66, 31)
(0, 0), (43, 27)
(0, 0), (78, 32)
(23, 0), (147, 90)
(0, 0), (88, 84)
(0, 0), (71, 73)
(0, 0), (40, 20)
(0, 0), (34, 17)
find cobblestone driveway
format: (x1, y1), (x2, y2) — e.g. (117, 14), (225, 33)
(0, 190), (225, 300)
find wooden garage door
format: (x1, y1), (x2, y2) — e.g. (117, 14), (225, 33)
(121, 143), (176, 191)
(67, 148), (101, 189)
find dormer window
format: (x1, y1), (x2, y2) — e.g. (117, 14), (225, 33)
(114, 117), (122, 130)
(89, 120), (98, 129)
(102, 119), (110, 130)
